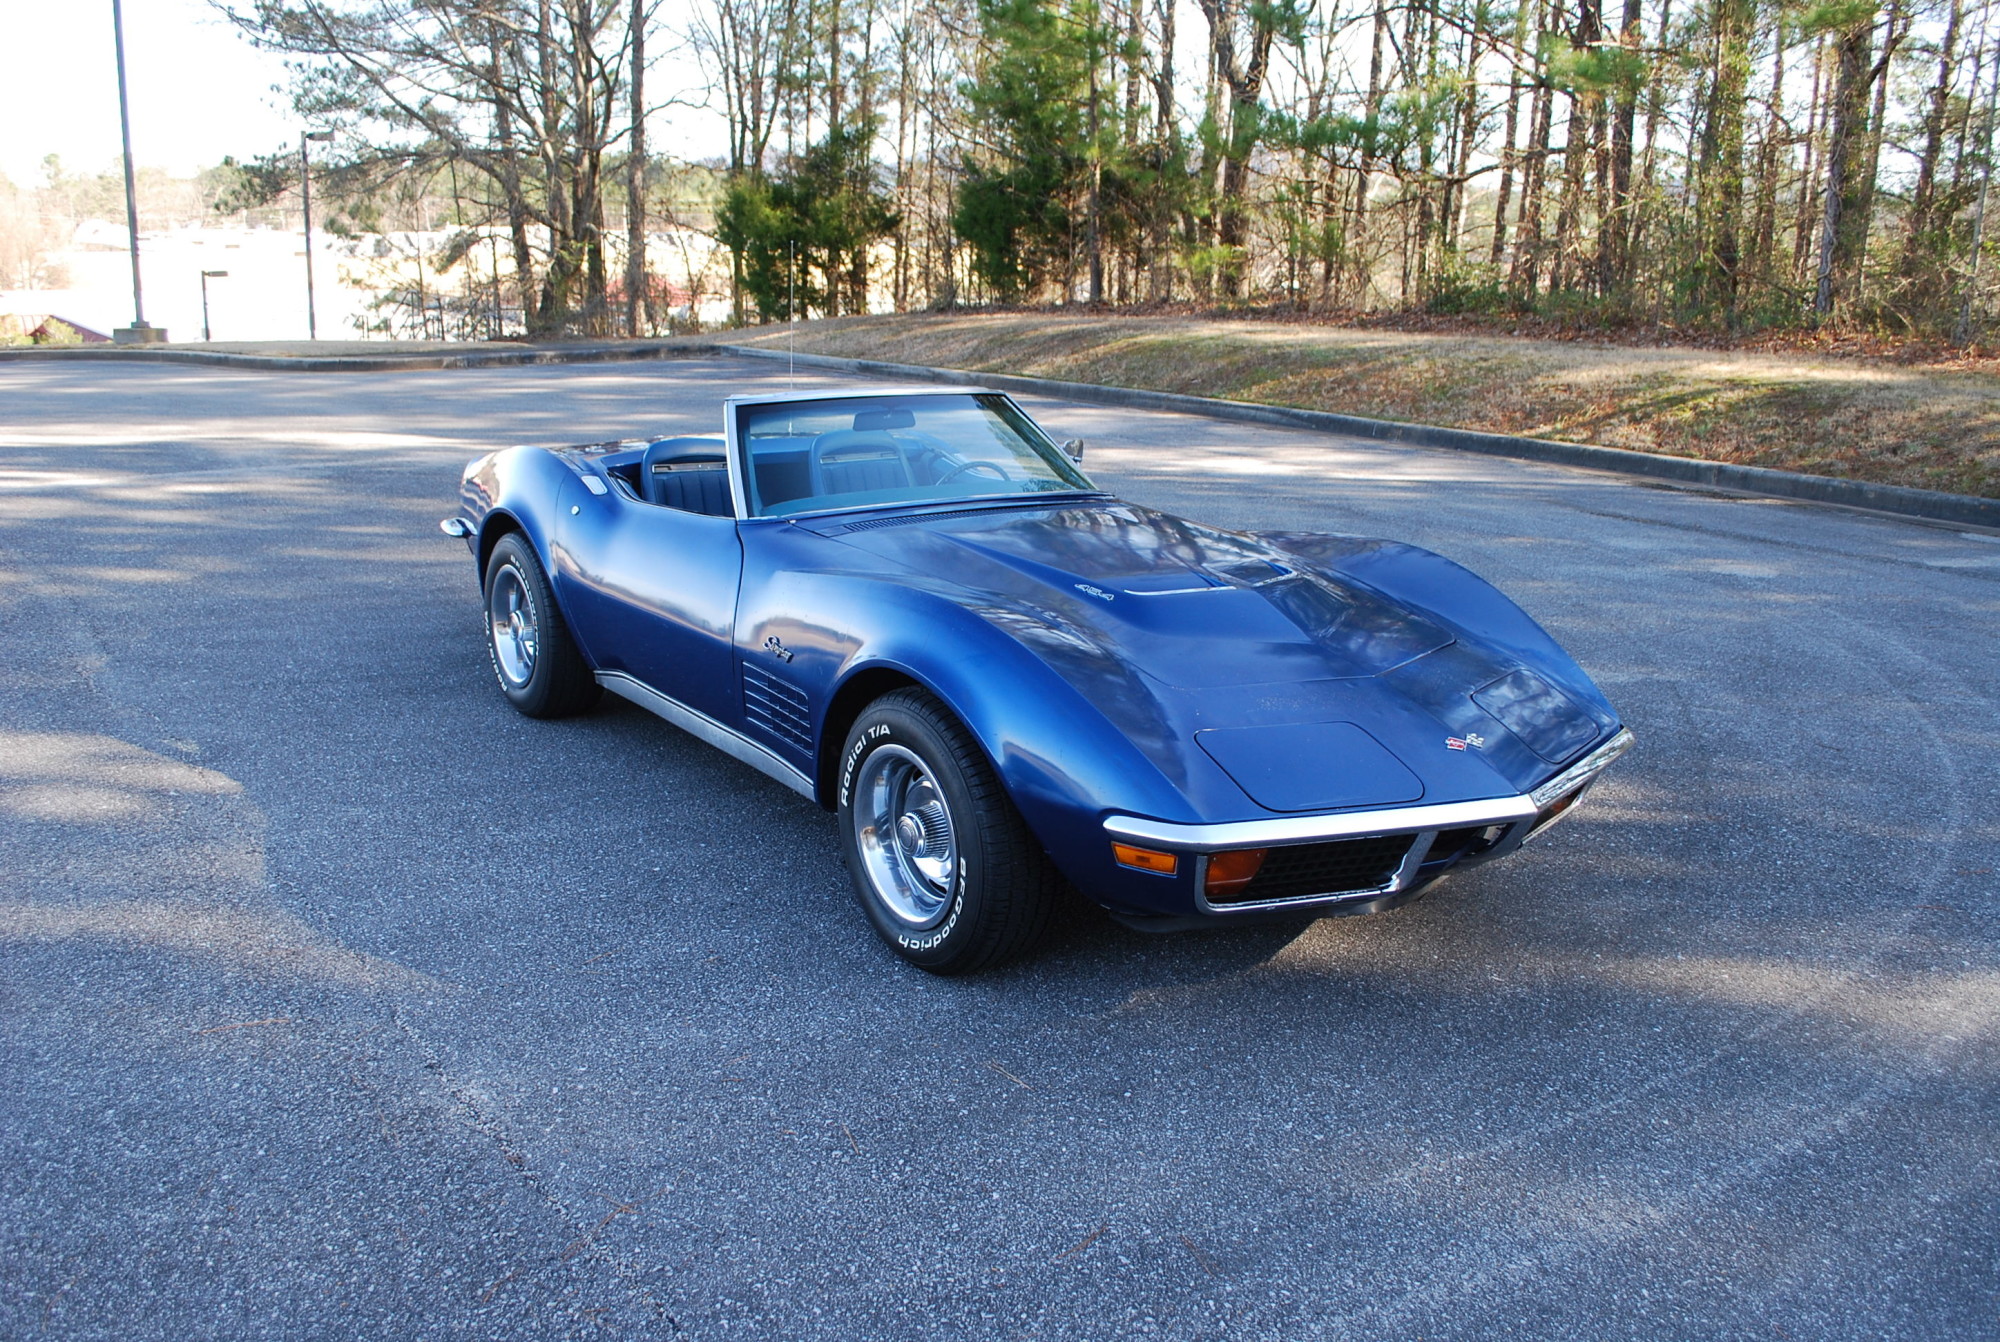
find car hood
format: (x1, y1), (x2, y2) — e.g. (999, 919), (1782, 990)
(818, 500), (1451, 688)
(812, 499), (1618, 803)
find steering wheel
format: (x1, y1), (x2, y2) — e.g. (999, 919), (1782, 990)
(934, 459), (1010, 485)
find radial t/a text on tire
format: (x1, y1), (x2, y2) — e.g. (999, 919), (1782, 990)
(837, 687), (1059, 974)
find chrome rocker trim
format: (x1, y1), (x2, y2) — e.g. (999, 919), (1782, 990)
(596, 671), (816, 800)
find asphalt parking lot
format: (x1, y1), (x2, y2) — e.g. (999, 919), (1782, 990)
(2, 353), (1996, 1340)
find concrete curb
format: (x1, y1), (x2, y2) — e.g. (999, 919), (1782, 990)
(718, 343), (2000, 531)
(8, 334), (1993, 528)
(0, 339), (721, 373)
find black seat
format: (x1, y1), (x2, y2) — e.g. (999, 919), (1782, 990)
(810, 430), (913, 497)
(641, 437), (732, 516)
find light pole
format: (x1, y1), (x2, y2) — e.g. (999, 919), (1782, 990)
(300, 130), (334, 339)
(110, 0), (164, 343)
(200, 270), (228, 342)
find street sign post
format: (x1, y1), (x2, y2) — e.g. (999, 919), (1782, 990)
(200, 270), (229, 342)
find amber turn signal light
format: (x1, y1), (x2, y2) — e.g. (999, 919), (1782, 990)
(1538, 789), (1582, 825)
(1204, 848), (1268, 897)
(1111, 843), (1179, 875)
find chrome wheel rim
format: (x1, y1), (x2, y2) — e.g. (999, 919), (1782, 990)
(488, 565), (538, 688)
(854, 744), (958, 928)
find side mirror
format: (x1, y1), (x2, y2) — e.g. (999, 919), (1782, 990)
(1061, 438), (1085, 462)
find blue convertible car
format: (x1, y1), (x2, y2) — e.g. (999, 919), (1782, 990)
(445, 386), (1632, 973)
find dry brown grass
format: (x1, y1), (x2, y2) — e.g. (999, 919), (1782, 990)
(736, 313), (2000, 498)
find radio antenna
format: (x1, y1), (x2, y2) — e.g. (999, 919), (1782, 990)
(787, 239), (796, 389)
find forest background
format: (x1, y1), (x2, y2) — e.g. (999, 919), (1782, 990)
(10, 0), (2000, 349)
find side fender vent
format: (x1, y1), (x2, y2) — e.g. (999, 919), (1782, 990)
(743, 666), (813, 755)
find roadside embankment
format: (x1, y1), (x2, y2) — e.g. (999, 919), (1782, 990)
(732, 313), (2000, 500)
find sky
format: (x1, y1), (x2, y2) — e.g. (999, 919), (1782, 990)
(0, 0), (726, 187)
(3, 0), (300, 183)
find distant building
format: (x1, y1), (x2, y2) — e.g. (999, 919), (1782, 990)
(33, 316), (110, 343)
(0, 310), (111, 344)
(7, 220), (735, 342)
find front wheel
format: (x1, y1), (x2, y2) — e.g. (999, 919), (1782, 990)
(837, 688), (1058, 974)
(483, 532), (599, 718)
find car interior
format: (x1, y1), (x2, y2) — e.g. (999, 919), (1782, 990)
(601, 436), (734, 516)
(601, 409), (968, 518)
(744, 406), (972, 515)
(595, 397), (1085, 519)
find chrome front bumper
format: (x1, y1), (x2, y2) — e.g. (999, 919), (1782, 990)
(1102, 727), (1636, 914)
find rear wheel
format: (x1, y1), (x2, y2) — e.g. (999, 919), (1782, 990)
(837, 688), (1058, 974)
(483, 532), (599, 718)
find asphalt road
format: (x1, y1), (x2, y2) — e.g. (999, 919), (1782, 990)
(2, 354), (1995, 1341)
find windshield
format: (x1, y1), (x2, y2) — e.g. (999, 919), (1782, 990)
(735, 393), (1095, 518)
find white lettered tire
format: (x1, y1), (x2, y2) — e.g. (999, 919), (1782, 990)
(837, 688), (1058, 974)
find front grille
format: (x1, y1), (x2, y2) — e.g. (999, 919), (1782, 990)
(1424, 825), (1502, 866)
(1211, 833), (1417, 905)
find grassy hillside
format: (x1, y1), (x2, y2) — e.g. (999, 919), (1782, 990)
(735, 313), (2000, 499)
